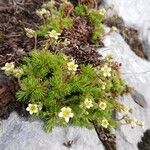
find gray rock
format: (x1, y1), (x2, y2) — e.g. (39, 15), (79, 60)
(140, 23), (150, 60)
(0, 113), (104, 150)
(101, 32), (150, 150)
(105, 0), (150, 60)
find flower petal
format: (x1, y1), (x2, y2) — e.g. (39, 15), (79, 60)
(66, 107), (71, 112)
(26, 107), (30, 111)
(65, 117), (70, 123)
(29, 111), (33, 115)
(58, 112), (63, 118)
(70, 113), (74, 118)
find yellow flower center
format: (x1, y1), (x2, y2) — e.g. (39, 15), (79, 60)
(30, 105), (37, 112)
(101, 119), (109, 128)
(63, 110), (70, 117)
(85, 101), (91, 106)
(69, 64), (76, 70)
(99, 102), (107, 110)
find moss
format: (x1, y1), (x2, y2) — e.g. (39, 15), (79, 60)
(74, 4), (90, 17)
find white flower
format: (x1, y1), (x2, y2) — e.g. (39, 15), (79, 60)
(36, 9), (44, 17)
(130, 118), (137, 128)
(1, 62), (15, 75)
(67, 60), (78, 72)
(99, 102), (107, 110)
(140, 121), (145, 129)
(101, 64), (111, 77)
(26, 104), (39, 115)
(36, 8), (50, 17)
(24, 28), (36, 38)
(101, 118), (109, 128)
(99, 8), (106, 16)
(58, 107), (74, 123)
(13, 68), (23, 78)
(46, 30), (61, 40)
(84, 98), (93, 109)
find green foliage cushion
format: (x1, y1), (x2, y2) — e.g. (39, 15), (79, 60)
(17, 50), (127, 131)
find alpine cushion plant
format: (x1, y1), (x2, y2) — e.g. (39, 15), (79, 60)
(15, 50), (139, 132)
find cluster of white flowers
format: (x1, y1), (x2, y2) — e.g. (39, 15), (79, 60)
(36, 8), (50, 18)
(130, 119), (145, 129)
(1, 62), (23, 78)
(1, 62), (14, 75)
(46, 30), (61, 40)
(24, 28), (36, 38)
(101, 64), (112, 77)
(123, 115), (145, 129)
(99, 8), (106, 16)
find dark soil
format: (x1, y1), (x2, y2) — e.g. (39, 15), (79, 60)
(0, 0), (49, 117)
(54, 16), (104, 66)
(0, 71), (18, 119)
(0, 0), (44, 66)
(0, 1), (116, 150)
(93, 122), (116, 150)
(104, 17), (146, 59)
(0, 71), (29, 119)
(138, 130), (150, 150)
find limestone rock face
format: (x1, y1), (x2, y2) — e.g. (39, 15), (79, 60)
(0, 113), (104, 150)
(102, 1), (150, 148)
(105, 0), (150, 60)
(101, 32), (150, 150)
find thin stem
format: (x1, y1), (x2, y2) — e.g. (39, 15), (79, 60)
(34, 34), (37, 50)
